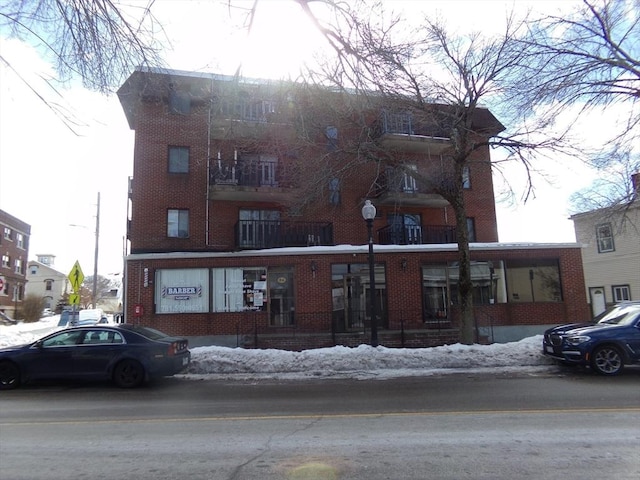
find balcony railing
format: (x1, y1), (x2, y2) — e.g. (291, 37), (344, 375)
(378, 224), (457, 245)
(210, 159), (280, 187)
(235, 220), (334, 249)
(372, 167), (449, 207)
(379, 111), (451, 138)
(376, 111), (451, 154)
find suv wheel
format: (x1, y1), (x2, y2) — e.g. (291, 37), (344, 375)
(591, 345), (624, 376)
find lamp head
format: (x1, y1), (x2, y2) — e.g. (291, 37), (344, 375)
(361, 199), (376, 220)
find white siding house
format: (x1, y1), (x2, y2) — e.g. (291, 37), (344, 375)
(571, 182), (640, 317)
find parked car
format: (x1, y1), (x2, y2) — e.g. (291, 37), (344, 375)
(0, 324), (190, 389)
(542, 301), (640, 375)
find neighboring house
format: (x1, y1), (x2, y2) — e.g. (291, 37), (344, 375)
(571, 174), (640, 317)
(25, 255), (69, 311)
(0, 209), (30, 319)
(116, 67), (589, 349)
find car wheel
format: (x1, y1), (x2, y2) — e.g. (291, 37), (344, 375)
(0, 361), (21, 390)
(113, 359), (145, 388)
(591, 345), (624, 376)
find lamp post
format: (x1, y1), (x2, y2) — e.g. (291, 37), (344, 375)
(361, 199), (378, 347)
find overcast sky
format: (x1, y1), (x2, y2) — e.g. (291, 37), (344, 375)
(0, 0), (596, 277)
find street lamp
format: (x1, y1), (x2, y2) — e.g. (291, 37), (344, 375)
(361, 199), (378, 347)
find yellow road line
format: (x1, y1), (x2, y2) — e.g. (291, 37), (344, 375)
(2, 407), (639, 427)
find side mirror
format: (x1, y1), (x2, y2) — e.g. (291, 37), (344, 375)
(35, 340), (44, 349)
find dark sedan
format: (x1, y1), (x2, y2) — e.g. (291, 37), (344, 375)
(0, 324), (190, 389)
(542, 301), (640, 375)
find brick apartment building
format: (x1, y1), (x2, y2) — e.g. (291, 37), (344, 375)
(0, 209), (30, 320)
(117, 67), (590, 349)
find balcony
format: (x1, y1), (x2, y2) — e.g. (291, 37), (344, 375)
(235, 220), (334, 249)
(373, 167), (448, 207)
(209, 157), (293, 202)
(209, 98), (295, 140)
(376, 111), (451, 154)
(378, 224), (457, 245)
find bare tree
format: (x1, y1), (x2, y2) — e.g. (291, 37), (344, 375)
(0, 0), (164, 129)
(517, 0), (640, 142)
(237, 1), (570, 344)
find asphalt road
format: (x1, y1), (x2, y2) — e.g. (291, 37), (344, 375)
(1, 368), (639, 480)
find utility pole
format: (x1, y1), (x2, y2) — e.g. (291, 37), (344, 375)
(92, 192), (100, 308)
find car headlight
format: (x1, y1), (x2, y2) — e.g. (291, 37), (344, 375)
(566, 335), (591, 346)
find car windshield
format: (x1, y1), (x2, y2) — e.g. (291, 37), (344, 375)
(595, 304), (640, 326)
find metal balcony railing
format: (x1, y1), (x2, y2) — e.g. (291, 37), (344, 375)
(378, 110), (451, 139)
(377, 224), (457, 245)
(210, 159), (280, 187)
(235, 220), (334, 249)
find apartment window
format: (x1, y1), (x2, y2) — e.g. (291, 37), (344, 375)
(14, 259), (23, 274)
(45, 279), (53, 291)
(167, 209), (189, 238)
(238, 209), (280, 248)
(596, 223), (614, 252)
(326, 126), (338, 150)
(462, 165), (471, 189)
(467, 218), (476, 242)
(168, 146), (190, 173)
(3, 227), (11, 240)
(612, 285), (631, 302)
(240, 154), (278, 186)
(30, 265), (38, 275)
(16, 233), (24, 249)
(329, 178), (341, 205)
(399, 164), (418, 193)
(2, 255), (9, 268)
(169, 88), (191, 114)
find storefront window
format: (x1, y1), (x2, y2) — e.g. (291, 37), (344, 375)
(213, 267), (267, 312)
(156, 268), (209, 314)
(505, 259), (562, 302)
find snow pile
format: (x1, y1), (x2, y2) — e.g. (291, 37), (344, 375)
(0, 316), (555, 380)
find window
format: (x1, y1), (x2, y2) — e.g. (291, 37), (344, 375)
(14, 259), (22, 274)
(168, 146), (190, 173)
(462, 165), (471, 189)
(30, 265), (38, 275)
(156, 268), (209, 314)
(612, 285), (631, 302)
(387, 214), (422, 244)
(213, 267), (267, 313)
(167, 209), (189, 238)
(329, 178), (340, 205)
(505, 258), (562, 302)
(169, 88), (191, 114)
(401, 164), (418, 193)
(239, 154), (278, 187)
(467, 218), (476, 242)
(45, 279), (53, 291)
(3, 227), (11, 240)
(238, 209), (280, 248)
(596, 223), (614, 252)
(2, 255), (9, 268)
(326, 126), (338, 150)
(16, 233), (24, 249)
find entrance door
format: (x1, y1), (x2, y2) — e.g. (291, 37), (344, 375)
(332, 275), (366, 332)
(589, 287), (606, 318)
